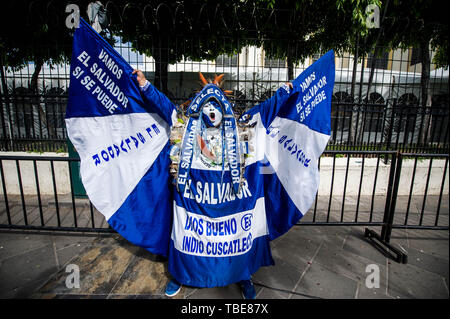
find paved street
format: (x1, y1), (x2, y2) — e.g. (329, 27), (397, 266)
(0, 195), (448, 299)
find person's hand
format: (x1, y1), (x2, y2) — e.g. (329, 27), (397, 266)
(132, 69), (147, 87)
(281, 82), (293, 94)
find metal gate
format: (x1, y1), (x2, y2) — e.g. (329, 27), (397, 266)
(1, 151), (448, 263)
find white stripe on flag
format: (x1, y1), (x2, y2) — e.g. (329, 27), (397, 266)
(264, 116), (330, 214)
(66, 112), (170, 220)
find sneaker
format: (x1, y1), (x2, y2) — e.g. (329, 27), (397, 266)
(239, 279), (256, 299)
(165, 279), (182, 297)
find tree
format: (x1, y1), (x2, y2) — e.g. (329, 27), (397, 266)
(104, 0), (266, 95)
(251, 0), (381, 145)
(103, 0), (380, 95)
(254, 1), (381, 80)
(0, 0), (94, 140)
(372, 0), (448, 145)
(2, 0), (446, 146)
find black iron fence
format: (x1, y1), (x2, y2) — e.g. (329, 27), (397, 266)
(0, 40), (449, 153)
(1, 95), (448, 154)
(329, 100), (449, 154)
(0, 90), (68, 152)
(0, 151), (448, 263)
(0, 155), (111, 232)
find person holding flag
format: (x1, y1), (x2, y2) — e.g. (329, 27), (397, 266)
(66, 18), (334, 299)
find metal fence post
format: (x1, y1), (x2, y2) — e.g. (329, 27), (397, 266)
(0, 60), (10, 151)
(365, 151), (408, 263)
(384, 99), (396, 164)
(386, 102), (393, 151)
(381, 151), (402, 242)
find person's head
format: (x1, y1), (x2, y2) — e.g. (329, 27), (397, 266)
(202, 100), (222, 127)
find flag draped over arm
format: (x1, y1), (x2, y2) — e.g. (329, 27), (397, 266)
(65, 18), (176, 256)
(240, 50), (335, 240)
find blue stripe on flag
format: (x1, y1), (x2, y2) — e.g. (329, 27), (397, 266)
(107, 142), (173, 257)
(263, 169), (305, 240)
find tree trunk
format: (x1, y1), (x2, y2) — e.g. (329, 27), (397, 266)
(30, 60), (42, 93)
(28, 60), (42, 138)
(350, 53), (365, 146)
(349, 40), (359, 144)
(356, 46), (381, 144)
(365, 46), (381, 101)
(153, 46), (169, 95)
(287, 51), (294, 81)
(382, 76), (396, 152)
(30, 60), (53, 138)
(413, 38), (431, 145)
(0, 60), (12, 150)
(350, 36), (359, 99)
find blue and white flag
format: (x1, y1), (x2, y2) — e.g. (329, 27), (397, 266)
(169, 51), (335, 287)
(65, 18), (176, 256)
(66, 18), (334, 286)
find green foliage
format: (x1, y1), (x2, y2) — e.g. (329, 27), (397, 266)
(374, 0), (447, 52)
(254, 0), (382, 62)
(2, 1), (73, 69)
(430, 23), (449, 69)
(1, 0), (447, 77)
(433, 46), (449, 69)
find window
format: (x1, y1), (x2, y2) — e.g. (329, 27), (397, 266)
(264, 57), (285, 68)
(396, 93), (418, 134)
(410, 47), (421, 66)
(331, 92), (353, 132)
(365, 92), (385, 132)
(368, 92), (385, 104)
(44, 88), (67, 130)
(311, 53), (321, 64)
(430, 94), (449, 143)
(367, 51), (389, 70)
(216, 54), (238, 67)
(398, 93), (418, 105)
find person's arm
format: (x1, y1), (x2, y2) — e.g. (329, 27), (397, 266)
(132, 69), (177, 126)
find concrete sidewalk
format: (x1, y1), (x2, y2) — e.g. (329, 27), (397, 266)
(0, 223), (448, 299)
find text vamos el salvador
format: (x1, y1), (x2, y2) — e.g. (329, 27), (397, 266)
(72, 49), (128, 114)
(296, 71), (328, 123)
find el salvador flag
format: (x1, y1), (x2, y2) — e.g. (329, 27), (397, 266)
(250, 50), (335, 240)
(168, 51), (334, 287)
(65, 18), (334, 286)
(65, 18), (176, 257)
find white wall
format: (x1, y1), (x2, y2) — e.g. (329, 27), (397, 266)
(1, 152), (448, 197)
(317, 157), (449, 196)
(0, 152), (72, 195)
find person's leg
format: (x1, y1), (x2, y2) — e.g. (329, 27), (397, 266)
(238, 278), (256, 299)
(165, 278), (182, 297)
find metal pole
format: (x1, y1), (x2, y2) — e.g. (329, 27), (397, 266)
(382, 151), (402, 242)
(381, 151), (397, 240)
(0, 59), (11, 151)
